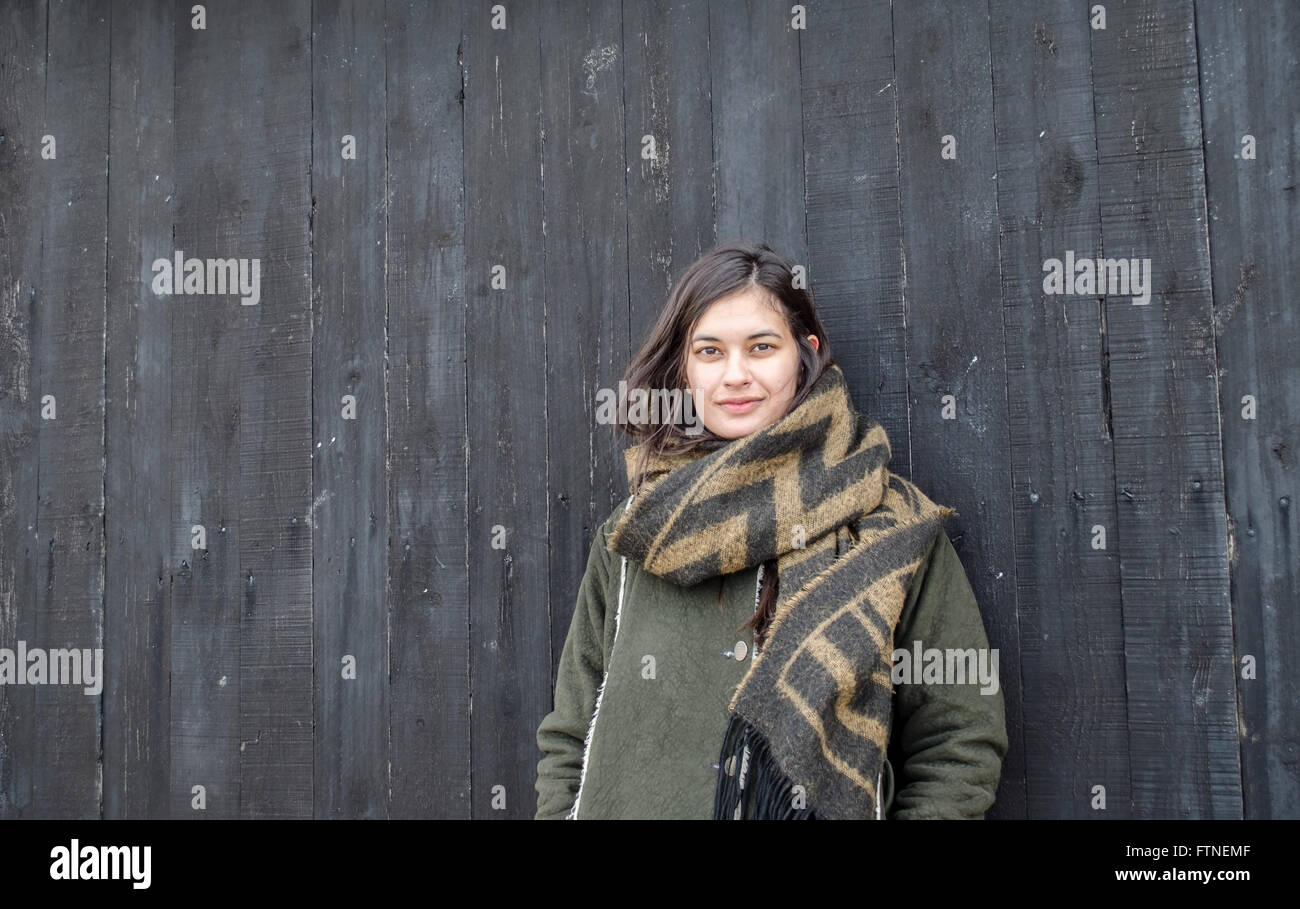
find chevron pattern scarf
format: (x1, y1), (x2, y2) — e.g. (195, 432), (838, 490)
(605, 362), (954, 819)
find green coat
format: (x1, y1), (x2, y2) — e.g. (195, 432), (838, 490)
(535, 495), (1008, 819)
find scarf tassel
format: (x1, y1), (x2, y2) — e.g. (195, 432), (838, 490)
(713, 712), (816, 820)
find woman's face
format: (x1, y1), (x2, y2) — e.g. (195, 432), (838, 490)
(684, 287), (819, 439)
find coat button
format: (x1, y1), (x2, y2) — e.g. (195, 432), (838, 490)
(734, 640), (748, 661)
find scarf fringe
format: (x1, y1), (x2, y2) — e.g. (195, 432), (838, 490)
(713, 712), (816, 820)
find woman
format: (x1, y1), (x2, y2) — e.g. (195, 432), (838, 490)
(535, 241), (1008, 819)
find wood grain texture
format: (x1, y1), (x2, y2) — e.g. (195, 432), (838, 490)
(622, 1), (715, 365)
(463, 0), (547, 818)
(27, 0), (111, 819)
(0, 0), (51, 819)
(104, 0), (174, 819)
(990, 0), (1130, 818)
(312, 0), (389, 818)
(1091, 0), (1240, 818)
(168, 0), (244, 821)
(802, 0), (914, 471)
(711, 0), (806, 256)
(538, 0), (630, 748)
(385, 0), (469, 818)
(1195, 0), (1300, 819)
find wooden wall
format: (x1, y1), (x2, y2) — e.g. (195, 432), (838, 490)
(0, 0), (1294, 819)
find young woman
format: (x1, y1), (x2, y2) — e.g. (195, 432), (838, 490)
(535, 241), (1008, 819)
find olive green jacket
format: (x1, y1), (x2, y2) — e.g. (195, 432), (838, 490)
(535, 496), (1008, 819)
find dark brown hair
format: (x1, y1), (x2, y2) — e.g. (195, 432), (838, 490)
(617, 240), (834, 648)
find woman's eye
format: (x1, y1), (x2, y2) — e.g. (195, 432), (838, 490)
(697, 343), (772, 356)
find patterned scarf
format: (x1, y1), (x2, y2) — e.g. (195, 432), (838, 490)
(605, 363), (954, 819)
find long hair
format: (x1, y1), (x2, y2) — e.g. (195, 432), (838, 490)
(618, 240), (834, 647)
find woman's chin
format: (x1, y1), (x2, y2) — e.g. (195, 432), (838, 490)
(706, 410), (764, 438)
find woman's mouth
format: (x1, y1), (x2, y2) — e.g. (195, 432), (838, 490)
(719, 398), (761, 414)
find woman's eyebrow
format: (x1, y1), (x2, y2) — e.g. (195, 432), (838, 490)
(692, 329), (782, 343)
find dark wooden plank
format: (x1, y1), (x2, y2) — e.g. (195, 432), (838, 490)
(538, 0), (628, 779)
(893, 0), (1026, 818)
(989, 0), (1130, 818)
(0, 0), (49, 820)
(24, 0), (111, 819)
(1195, 0), (1299, 818)
(710, 1), (805, 255)
(622, 0), (715, 364)
(233, 2), (314, 819)
(1090, 0), (1239, 817)
(168, 2), (256, 818)
(385, 0), (469, 818)
(464, 0), (549, 819)
(103, 0), (174, 818)
(135, 4), (318, 820)
(311, 0), (389, 819)
(800, 0), (914, 483)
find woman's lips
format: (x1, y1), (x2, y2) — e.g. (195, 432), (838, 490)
(719, 399), (761, 414)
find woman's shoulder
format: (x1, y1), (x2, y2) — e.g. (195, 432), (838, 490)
(899, 527), (981, 632)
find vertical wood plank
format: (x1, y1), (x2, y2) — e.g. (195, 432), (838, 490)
(385, 0), (470, 818)
(989, 0), (1131, 817)
(710, 0), (805, 256)
(170, 0), (242, 819)
(26, 0), (111, 819)
(621, 0), (715, 351)
(464, 0), (549, 819)
(232, 2), (314, 819)
(1195, 0), (1299, 818)
(893, 0), (1027, 818)
(800, 0), (913, 471)
(1090, 0), (1239, 817)
(312, 0), (389, 818)
(104, 0), (174, 818)
(538, 0), (628, 732)
(0, 0), (49, 820)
